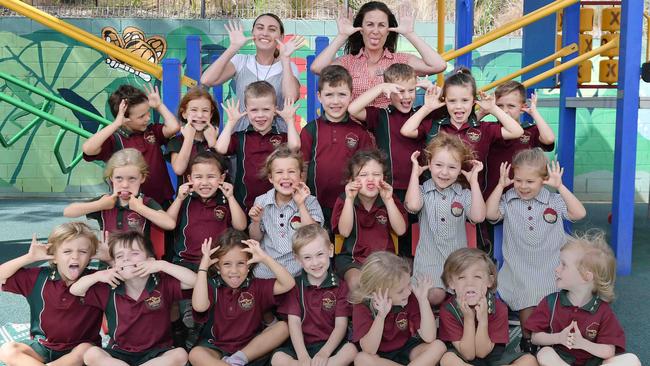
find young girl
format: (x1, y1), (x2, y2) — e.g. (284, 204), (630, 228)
(63, 148), (176, 234)
(332, 149), (407, 290)
(350, 251), (446, 365)
(404, 133), (486, 305)
(0, 222), (104, 366)
(526, 231), (640, 366)
(167, 86), (220, 184)
(249, 144), (324, 279)
(486, 148), (587, 353)
(438, 248), (537, 366)
(189, 229), (295, 366)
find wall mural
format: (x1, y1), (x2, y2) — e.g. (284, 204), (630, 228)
(101, 26), (168, 82)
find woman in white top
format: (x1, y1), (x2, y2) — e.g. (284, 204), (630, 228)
(201, 13), (304, 131)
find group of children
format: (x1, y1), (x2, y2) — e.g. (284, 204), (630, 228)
(0, 56), (641, 366)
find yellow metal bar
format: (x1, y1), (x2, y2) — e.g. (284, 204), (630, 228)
(522, 38), (619, 88)
(480, 43), (578, 92)
(441, 0), (579, 62)
(644, 12), (649, 62)
(0, 0), (196, 87)
(473, 0), (562, 43)
(437, 0), (445, 86)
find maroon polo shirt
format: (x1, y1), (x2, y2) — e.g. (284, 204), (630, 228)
(525, 291), (626, 366)
(438, 294), (509, 344)
(364, 106), (432, 190)
(83, 124), (173, 204)
(194, 276), (276, 354)
(278, 271), (351, 345)
(86, 194), (162, 234)
(352, 293), (421, 353)
(226, 125), (287, 210)
(301, 115), (375, 209)
(485, 124), (555, 197)
(166, 135), (213, 184)
(173, 192), (232, 265)
(2, 268), (103, 351)
(82, 273), (185, 353)
(331, 194), (407, 264)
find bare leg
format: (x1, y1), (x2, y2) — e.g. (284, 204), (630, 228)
(83, 346), (128, 366)
(189, 345), (229, 366)
(0, 342), (45, 366)
(140, 347), (187, 366)
(409, 340), (447, 366)
(241, 321), (289, 361)
(49, 342), (94, 366)
(344, 269), (361, 290)
(354, 351), (402, 366)
(602, 353), (642, 366)
(270, 351), (298, 366)
(536, 347), (569, 366)
(440, 351), (470, 366)
(510, 353), (538, 366)
(328, 342), (358, 366)
(428, 288), (447, 306)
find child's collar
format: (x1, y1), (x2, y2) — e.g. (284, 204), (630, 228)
(559, 289), (602, 314)
(115, 273), (159, 295)
(245, 120), (280, 135)
(299, 269), (338, 288)
(437, 113), (480, 128)
(214, 274), (252, 289)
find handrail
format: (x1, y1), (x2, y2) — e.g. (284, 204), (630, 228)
(480, 43), (578, 92)
(441, 0), (579, 62)
(0, 0), (196, 87)
(0, 72), (112, 127)
(523, 37), (619, 87)
(0, 101), (50, 147)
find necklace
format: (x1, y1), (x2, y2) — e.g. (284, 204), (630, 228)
(254, 55), (276, 81)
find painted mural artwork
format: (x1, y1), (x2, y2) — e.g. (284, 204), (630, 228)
(101, 26), (168, 82)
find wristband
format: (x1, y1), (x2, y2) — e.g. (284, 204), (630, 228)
(198, 268), (208, 273)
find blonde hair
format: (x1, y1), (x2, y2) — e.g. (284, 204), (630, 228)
(511, 148), (549, 179)
(424, 132), (475, 187)
(442, 248), (497, 292)
(495, 80), (526, 103)
(292, 224), (331, 255)
(349, 251), (411, 304)
(104, 148), (149, 180)
(47, 222), (99, 257)
(260, 144), (305, 178)
(561, 230), (617, 302)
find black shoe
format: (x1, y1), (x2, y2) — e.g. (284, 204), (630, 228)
(519, 337), (538, 355)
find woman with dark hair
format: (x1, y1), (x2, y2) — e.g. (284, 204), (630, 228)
(311, 1), (447, 108)
(201, 14), (304, 131)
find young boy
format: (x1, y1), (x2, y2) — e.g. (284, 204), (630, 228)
(70, 230), (196, 366)
(483, 81), (555, 197)
(82, 84), (180, 206)
(526, 232), (640, 366)
(271, 224), (358, 365)
(301, 65), (375, 235)
(0, 222), (104, 366)
(216, 80), (300, 211)
(348, 63), (430, 258)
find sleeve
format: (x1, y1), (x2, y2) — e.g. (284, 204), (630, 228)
(358, 127), (376, 150)
(289, 61), (299, 78)
(300, 126), (314, 164)
(437, 302), (464, 342)
(390, 195), (408, 228)
(408, 294), (422, 336)
(256, 278), (278, 311)
(489, 300), (510, 344)
(594, 304), (626, 354)
(523, 296), (552, 333)
(351, 303), (374, 342)
(482, 121), (503, 144)
(364, 107), (380, 131)
(305, 196), (324, 225)
(335, 280), (352, 318)
(225, 133), (239, 156)
(82, 135), (115, 162)
(1, 268), (40, 296)
(416, 118), (434, 140)
(81, 283), (111, 310)
(85, 196), (104, 224)
(165, 136), (183, 158)
(276, 286), (301, 317)
(144, 196), (163, 211)
(330, 196), (346, 234)
(151, 123), (170, 145)
(531, 127), (555, 152)
(230, 54), (245, 73)
(550, 193), (571, 222)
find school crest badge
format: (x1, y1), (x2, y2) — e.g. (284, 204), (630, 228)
(290, 215), (302, 230)
(543, 208), (558, 224)
(145, 291), (162, 310)
(395, 311), (409, 331)
(519, 132), (531, 144)
(214, 206), (226, 221)
(466, 128), (481, 142)
(101, 26), (167, 82)
(322, 291), (337, 312)
(345, 133), (359, 149)
(376, 210), (388, 225)
(269, 135), (283, 147)
(585, 322), (599, 340)
(126, 212), (144, 229)
(451, 201), (464, 217)
(144, 131), (157, 145)
(238, 291), (255, 311)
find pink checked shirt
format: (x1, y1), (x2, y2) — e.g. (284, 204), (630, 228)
(338, 48), (410, 108)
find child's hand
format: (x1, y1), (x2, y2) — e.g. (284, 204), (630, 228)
(218, 182), (235, 199)
(98, 192), (118, 210)
(336, 6), (362, 36)
(423, 85), (445, 111)
(277, 98), (298, 123)
(27, 234), (53, 262)
(388, 1), (415, 35)
(411, 275), (433, 302)
(543, 160), (564, 189)
(344, 179), (362, 200)
(241, 239), (268, 265)
(381, 83), (404, 100)
(378, 179), (394, 201)
(277, 36), (307, 60)
(498, 162), (513, 188)
(475, 296), (489, 324)
(569, 321), (586, 350)
(97, 267), (124, 289)
(372, 289), (393, 318)
(297, 356), (311, 366)
(292, 182), (311, 206)
(94, 231), (111, 262)
(225, 20), (253, 50)
(311, 352), (329, 366)
(199, 237), (220, 270)
(521, 93), (538, 115)
(128, 194), (145, 211)
(115, 99), (128, 126)
(222, 99), (245, 127)
(557, 321), (576, 348)
(248, 204), (264, 223)
(143, 84), (162, 109)
(416, 77), (434, 90)
(177, 183), (193, 201)
(203, 123), (219, 148)
(461, 160), (484, 184)
(133, 259), (162, 277)
(459, 297), (475, 319)
(410, 151), (429, 177)
(476, 91), (496, 114)
(180, 123), (197, 140)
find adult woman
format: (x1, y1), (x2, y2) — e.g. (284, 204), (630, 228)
(311, 1), (447, 108)
(201, 13), (304, 131)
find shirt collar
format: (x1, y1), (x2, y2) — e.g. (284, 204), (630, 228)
(188, 190), (226, 206)
(504, 187), (550, 204)
(422, 180), (463, 195)
(298, 269), (339, 288)
(437, 114), (480, 128)
(117, 126), (140, 137)
(213, 274), (252, 289)
(245, 120), (280, 135)
(320, 113), (351, 124)
(354, 47), (394, 60)
(386, 105), (417, 116)
(353, 195), (386, 209)
(115, 273), (159, 295)
(559, 290), (602, 314)
(257, 189), (298, 210)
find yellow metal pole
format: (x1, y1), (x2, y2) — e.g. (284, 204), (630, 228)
(480, 43), (578, 92)
(437, 0), (445, 86)
(522, 38), (618, 88)
(0, 0), (197, 87)
(441, 0), (579, 62)
(473, 0), (561, 43)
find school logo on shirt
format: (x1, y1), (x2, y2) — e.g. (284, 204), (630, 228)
(345, 133), (359, 149)
(519, 132), (531, 144)
(376, 210), (388, 225)
(144, 131), (157, 145)
(214, 206), (226, 221)
(466, 128), (481, 142)
(543, 208), (558, 224)
(585, 322), (600, 340)
(145, 291), (162, 310)
(322, 291), (337, 312)
(269, 135), (283, 148)
(290, 215), (302, 230)
(238, 291), (255, 311)
(126, 212), (144, 229)
(395, 311), (409, 331)
(451, 202), (464, 217)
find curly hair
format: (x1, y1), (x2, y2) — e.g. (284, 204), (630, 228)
(423, 132), (475, 187)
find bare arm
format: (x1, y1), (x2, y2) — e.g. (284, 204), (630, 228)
(277, 36), (304, 102)
(348, 83), (400, 121)
(243, 240), (295, 295)
(413, 279), (436, 342)
(83, 100), (126, 156)
(248, 204), (264, 241)
(192, 239), (219, 312)
(383, 193), (407, 236)
(318, 317), (349, 358)
(404, 152), (425, 213)
(474, 298), (494, 358)
(337, 197), (356, 237)
(155, 261), (197, 290)
(310, 9), (359, 74)
(216, 99), (245, 155)
(464, 162), (486, 223)
(524, 93), (555, 145)
(558, 184), (586, 221)
(476, 92), (523, 140)
(288, 315), (311, 362)
(400, 86), (444, 138)
(360, 291), (391, 354)
(200, 20), (249, 86)
(166, 184), (191, 222)
(486, 162), (511, 221)
(64, 194), (116, 218)
(0, 236), (52, 286)
(170, 127), (196, 175)
(144, 84), (180, 138)
(129, 197), (176, 230)
(277, 98), (301, 152)
(451, 314), (476, 360)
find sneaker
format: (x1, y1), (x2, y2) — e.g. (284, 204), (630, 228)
(519, 337), (539, 355)
(222, 355), (247, 366)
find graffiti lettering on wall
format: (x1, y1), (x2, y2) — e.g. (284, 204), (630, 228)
(101, 26), (167, 82)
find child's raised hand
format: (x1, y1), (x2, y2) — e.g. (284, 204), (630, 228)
(476, 91), (496, 114)
(423, 85), (445, 110)
(411, 275), (433, 301)
(292, 182), (311, 206)
(225, 20), (253, 50)
(218, 182), (234, 199)
(94, 231), (111, 262)
(569, 321), (586, 350)
(388, 1), (415, 35)
(203, 123), (219, 148)
(381, 83), (404, 99)
(115, 99), (128, 125)
(543, 160), (564, 189)
(248, 204), (264, 223)
(416, 77), (434, 90)
(98, 192), (118, 210)
(410, 151), (429, 176)
(336, 6), (362, 36)
(27, 234), (53, 262)
(344, 179), (362, 200)
(461, 160), (484, 184)
(277, 36), (306, 60)
(372, 288), (392, 318)
(241, 239), (268, 265)
(97, 267), (123, 289)
(277, 98), (298, 123)
(180, 122), (197, 140)
(177, 182), (193, 201)
(222, 99), (245, 127)
(199, 237), (220, 269)
(378, 179), (394, 201)
(475, 296), (489, 324)
(143, 84), (162, 109)
(521, 93), (538, 115)
(128, 194), (145, 211)
(498, 162), (513, 188)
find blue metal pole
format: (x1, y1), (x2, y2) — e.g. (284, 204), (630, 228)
(611, 0), (642, 275)
(186, 35), (202, 83)
(162, 58), (182, 191)
(455, 0), (473, 68)
(209, 53), (224, 130)
(306, 55), (316, 122)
